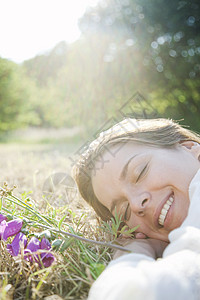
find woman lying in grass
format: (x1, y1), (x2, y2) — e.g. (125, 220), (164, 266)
(74, 118), (200, 300)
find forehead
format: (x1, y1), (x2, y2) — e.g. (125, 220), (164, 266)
(92, 142), (151, 179)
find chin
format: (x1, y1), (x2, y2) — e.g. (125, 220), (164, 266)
(160, 233), (170, 243)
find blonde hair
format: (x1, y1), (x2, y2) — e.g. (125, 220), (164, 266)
(74, 118), (200, 221)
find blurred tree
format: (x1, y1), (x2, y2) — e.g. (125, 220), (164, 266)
(0, 58), (31, 132)
(14, 0), (199, 134)
(23, 41), (68, 87)
(0, 56), (46, 135)
(79, 0), (200, 130)
(79, 0), (200, 80)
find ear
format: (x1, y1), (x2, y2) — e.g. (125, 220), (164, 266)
(180, 141), (200, 160)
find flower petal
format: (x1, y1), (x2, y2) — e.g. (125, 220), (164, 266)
(26, 236), (41, 252)
(7, 232), (27, 256)
(0, 214), (7, 223)
(40, 238), (51, 250)
(41, 252), (55, 267)
(3, 219), (23, 241)
(24, 248), (34, 263)
(24, 236), (41, 263)
(0, 220), (7, 240)
(40, 238), (55, 267)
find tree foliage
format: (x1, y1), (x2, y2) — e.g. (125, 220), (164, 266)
(79, 0), (200, 129)
(0, 58), (29, 132)
(0, 0), (200, 135)
(79, 0), (200, 80)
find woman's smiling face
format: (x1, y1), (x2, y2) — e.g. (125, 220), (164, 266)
(91, 141), (200, 242)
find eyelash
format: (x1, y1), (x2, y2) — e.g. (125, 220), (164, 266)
(124, 203), (130, 221)
(136, 163), (148, 183)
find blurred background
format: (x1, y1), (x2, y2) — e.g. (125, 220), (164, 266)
(0, 0), (200, 140)
(0, 0), (200, 195)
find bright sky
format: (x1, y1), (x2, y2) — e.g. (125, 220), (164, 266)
(0, 0), (98, 63)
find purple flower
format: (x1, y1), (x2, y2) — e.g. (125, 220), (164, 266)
(23, 237), (55, 267)
(5, 228), (55, 268)
(41, 237), (51, 250)
(26, 236), (41, 252)
(0, 220), (7, 239)
(41, 251), (55, 267)
(40, 238), (55, 267)
(24, 236), (41, 263)
(0, 214), (7, 223)
(7, 232), (27, 256)
(2, 219), (23, 241)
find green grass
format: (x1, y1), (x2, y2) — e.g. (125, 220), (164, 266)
(0, 127), (86, 145)
(0, 183), (112, 299)
(0, 142), (134, 299)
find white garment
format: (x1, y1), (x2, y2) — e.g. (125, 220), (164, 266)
(88, 169), (200, 300)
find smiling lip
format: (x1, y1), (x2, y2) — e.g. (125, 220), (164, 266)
(154, 192), (174, 228)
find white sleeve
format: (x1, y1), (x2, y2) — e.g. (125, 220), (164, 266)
(88, 169), (200, 300)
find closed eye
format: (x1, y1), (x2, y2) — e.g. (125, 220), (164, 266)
(124, 203), (131, 221)
(136, 163), (148, 183)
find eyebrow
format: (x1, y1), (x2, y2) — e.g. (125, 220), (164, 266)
(110, 154), (138, 214)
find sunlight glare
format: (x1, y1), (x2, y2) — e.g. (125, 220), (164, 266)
(0, 0), (99, 63)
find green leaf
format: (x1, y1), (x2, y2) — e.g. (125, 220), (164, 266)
(60, 237), (74, 252)
(58, 214), (68, 230)
(52, 238), (63, 250)
(89, 263), (105, 279)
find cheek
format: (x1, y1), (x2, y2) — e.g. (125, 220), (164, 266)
(148, 166), (169, 187)
(150, 159), (185, 187)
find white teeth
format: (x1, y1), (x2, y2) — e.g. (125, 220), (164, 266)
(161, 208), (167, 215)
(164, 204), (170, 210)
(158, 195), (174, 226)
(159, 215), (165, 221)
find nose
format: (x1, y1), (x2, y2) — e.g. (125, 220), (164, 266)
(129, 192), (151, 216)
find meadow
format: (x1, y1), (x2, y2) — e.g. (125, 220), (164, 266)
(0, 131), (121, 300)
(1, 1), (199, 298)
